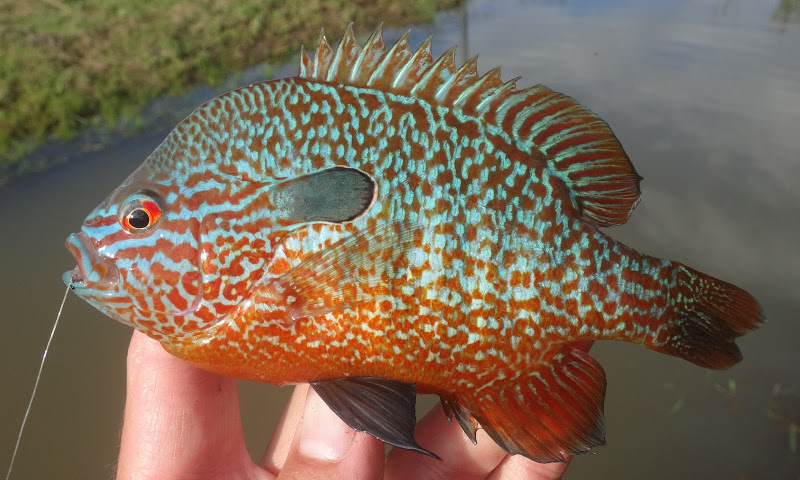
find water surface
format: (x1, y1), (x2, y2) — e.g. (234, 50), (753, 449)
(1, 0), (798, 478)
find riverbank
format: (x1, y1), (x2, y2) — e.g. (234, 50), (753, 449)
(0, 0), (460, 184)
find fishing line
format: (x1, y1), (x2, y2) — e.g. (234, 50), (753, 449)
(4, 285), (70, 480)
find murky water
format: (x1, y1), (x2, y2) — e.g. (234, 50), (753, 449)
(1, 0), (798, 478)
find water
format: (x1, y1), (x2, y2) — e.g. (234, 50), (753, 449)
(1, 0), (798, 478)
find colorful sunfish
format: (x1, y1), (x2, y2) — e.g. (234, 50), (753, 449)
(63, 25), (763, 462)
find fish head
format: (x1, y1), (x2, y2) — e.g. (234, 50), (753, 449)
(63, 87), (383, 341)
(63, 155), (231, 341)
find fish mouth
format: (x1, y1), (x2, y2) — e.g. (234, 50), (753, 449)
(63, 232), (120, 291)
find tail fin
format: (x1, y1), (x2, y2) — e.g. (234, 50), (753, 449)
(656, 264), (764, 369)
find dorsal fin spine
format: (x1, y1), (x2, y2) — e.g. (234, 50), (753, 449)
(453, 66), (499, 109)
(393, 36), (432, 90)
(312, 30), (324, 78)
(326, 23), (356, 82)
(299, 46), (311, 77)
(441, 55), (479, 104)
(435, 77), (455, 103)
(412, 45), (456, 96)
(350, 25), (385, 83)
(367, 31), (410, 87)
(349, 48), (366, 84)
(313, 30), (332, 79)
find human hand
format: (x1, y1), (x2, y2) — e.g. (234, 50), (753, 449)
(116, 330), (575, 479)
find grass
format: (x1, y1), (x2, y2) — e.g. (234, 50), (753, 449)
(0, 0), (461, 183)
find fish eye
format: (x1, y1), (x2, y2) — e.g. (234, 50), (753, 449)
(127, 207), (152, 229)
(119, 193), (162, 232)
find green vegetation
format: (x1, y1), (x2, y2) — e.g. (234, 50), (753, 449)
(773, 0), (800, 26)
(0, 0), (461, 182)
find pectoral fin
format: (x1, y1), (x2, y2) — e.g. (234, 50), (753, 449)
(275, 221), (423, 319)
(444, 346), (607, 463)
(310, 377), (440, 459)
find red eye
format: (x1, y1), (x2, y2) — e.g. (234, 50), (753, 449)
(122, 199), (162, 231)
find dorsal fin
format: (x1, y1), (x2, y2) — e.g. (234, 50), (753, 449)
(440, 55), (479, 104)
(410, 45), (456, 97)
(299, 29), (335, 79)
(326, 24), (362, 83)
(351, 23), (386, 83)
(493, 85), (641, 226)
(368, 30), (412, 90)
(298, 25), (642, 226)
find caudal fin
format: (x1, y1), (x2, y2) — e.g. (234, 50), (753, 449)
(656, 264), (764, 369)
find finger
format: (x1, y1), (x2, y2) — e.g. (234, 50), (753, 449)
(276, 387), (386, 480)
(487, 453), (572, 480)
(260, 384), (310, 473)
(117, 331), (269, 480)
(384, 404), (507, 480)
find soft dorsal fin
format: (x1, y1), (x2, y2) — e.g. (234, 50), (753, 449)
(298, 25), (641, 226)
(493, 85), (642, 226)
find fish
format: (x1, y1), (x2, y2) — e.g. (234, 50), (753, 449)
(62, 24), (764, 463)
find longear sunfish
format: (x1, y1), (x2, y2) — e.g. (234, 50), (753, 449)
(63, 25), (763, 462)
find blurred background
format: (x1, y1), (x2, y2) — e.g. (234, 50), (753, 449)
(1, 0), (798, 478)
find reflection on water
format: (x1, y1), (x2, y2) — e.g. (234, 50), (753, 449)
(773, 0), (800, 26)
(1, 0), (798, 478)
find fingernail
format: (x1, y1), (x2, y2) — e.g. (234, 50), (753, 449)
(298, 388), (355, 462)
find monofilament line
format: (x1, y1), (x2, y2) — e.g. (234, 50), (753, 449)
(4, 285), (70, 480)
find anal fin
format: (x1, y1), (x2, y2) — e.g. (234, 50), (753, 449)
(441, 393), (480, 444)
(310, 377), (439, 459)
(445, 347), (607, 463)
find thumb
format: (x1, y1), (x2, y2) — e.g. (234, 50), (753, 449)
(276, 388), (385, 480)
(116, 331), (262, 479)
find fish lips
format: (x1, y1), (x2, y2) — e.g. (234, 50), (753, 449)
(63, 232), (120, 293)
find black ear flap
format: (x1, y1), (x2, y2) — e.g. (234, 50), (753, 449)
(271, 166), (376, 224)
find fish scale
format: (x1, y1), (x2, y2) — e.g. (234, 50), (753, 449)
(64, 24), (762, 463)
